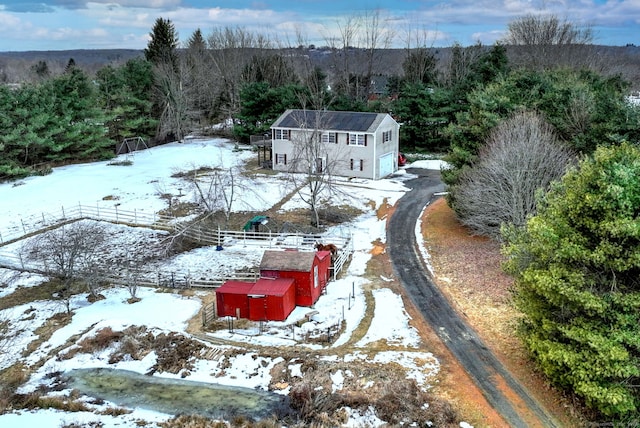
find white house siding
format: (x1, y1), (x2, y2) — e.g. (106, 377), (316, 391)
(270, 110), (400, 180)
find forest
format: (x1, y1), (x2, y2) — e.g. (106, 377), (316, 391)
(2, 13), (640, 423)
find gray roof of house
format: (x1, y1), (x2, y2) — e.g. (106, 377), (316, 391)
(272, 109), (387, 133)
(260, 250), (315, 272)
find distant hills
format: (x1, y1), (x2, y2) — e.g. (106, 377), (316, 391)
(1, 46), (638, 90)
(0, 49), (144, 66)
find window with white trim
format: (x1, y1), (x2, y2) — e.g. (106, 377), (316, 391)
(349, 133), (366, 146)
(275, 153), (287, 165)
(274, 129), (290, 140)
(321, 132), (336, 144)
(382, 130), (392, 143)
(350, 159), (363, 171)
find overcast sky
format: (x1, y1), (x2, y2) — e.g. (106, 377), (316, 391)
(0, 0), (637, 52)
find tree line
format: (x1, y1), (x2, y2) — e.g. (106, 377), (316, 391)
(439, 16), (640, 426)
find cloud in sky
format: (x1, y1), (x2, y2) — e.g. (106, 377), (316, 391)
(0, 0), (637, 51)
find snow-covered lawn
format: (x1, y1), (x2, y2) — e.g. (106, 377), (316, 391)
(0, 138), (454, 427)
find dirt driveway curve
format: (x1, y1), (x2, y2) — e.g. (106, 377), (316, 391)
(387, 167), (559, 428)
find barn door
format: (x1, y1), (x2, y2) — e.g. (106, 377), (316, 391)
(248, 295), (267, 321)
(314, 265), (319, 289)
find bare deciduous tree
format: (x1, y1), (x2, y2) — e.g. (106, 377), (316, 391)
(154, 61), (190, 142)
(323, 16), (360, 98)
(21, 221), (108, 312)
(184, 28), (215, 131)
(399, 20), (439, 86)
(452, 111), (576, 240)
(120, 254), (144, 301)
(207, 27), (275, 123)
(442, 42), (484, 88)
(285, 110), (347, 227)
(190, 166), (237, 227)
(359, 9), (395, 98)
(503, 14), (598, 71)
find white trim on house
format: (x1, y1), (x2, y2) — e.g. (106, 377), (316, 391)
(270, 109), (400, 180)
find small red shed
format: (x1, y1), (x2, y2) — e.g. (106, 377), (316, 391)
(259, 250), (332, 307)
(248, 277), (296, 322)
(215, 280), (254, 318)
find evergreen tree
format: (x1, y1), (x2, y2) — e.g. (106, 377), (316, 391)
(95, 58), (156, 143)
(64, 58), (77, 73)
(393, 83), (454, 152)
(30, 60), (49, 80)
(503, 142), (640, 419)
(233, 82), (305, 142)
(442, 68), (640, 191)
(144, 17), (179, 69)
(46, 68), (112, 161)
(186, 28), (206, 55)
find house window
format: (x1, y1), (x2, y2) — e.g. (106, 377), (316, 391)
(349, 133), (366, 146)
(276, 153), (287, 165)
(350, 159), (363, 171)
(382, 130), (392, 143)
(321, 132), (337, 144)
(274, 129), (290, 140)
(312, 157), (324, 173)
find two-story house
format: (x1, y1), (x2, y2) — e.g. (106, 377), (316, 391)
(270, 109), (400, 180)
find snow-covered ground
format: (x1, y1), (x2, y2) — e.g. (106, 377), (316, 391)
(0, 138), (453, 427)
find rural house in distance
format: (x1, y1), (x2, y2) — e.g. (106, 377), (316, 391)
(270, 109), (401, 180)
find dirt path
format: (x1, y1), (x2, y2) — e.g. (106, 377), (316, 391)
(387, 168), (560, 428)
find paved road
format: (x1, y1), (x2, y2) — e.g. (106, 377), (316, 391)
(387, 168), (558, 428)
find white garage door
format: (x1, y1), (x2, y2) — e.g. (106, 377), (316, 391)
(379, 152), (394, 178)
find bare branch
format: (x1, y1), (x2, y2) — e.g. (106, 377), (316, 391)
(453, 111), (577, 240)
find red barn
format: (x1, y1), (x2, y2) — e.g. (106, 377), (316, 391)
(248, 277), (296, 322)
(259, 250), (332, 307)
(215, 280), (253, 318)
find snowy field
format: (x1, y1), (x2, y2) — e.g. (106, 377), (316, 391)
(0, 138), (453, 427)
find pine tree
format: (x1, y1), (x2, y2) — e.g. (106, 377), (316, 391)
(144, 17), (179, 69)
(503, 142), (640, 419)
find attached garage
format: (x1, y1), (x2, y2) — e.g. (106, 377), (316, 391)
(248, 277), (296, 322)
(378, 152), (395, 178)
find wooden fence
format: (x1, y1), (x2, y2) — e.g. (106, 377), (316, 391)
(0, 203), (353, 288)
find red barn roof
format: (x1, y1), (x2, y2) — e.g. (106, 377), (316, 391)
(217, 280), (255, 294)
(249, 277), (296, 296)
(260, 250), (316, 271)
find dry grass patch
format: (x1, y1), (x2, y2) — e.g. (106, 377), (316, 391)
(422, 198), (517, 351)
(422, 197), (581, 427)
(12, 391), (91, 412)
(22, 312), (72, 358)
(0, 279), (64, 310)
(285, 357), (460, 427)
